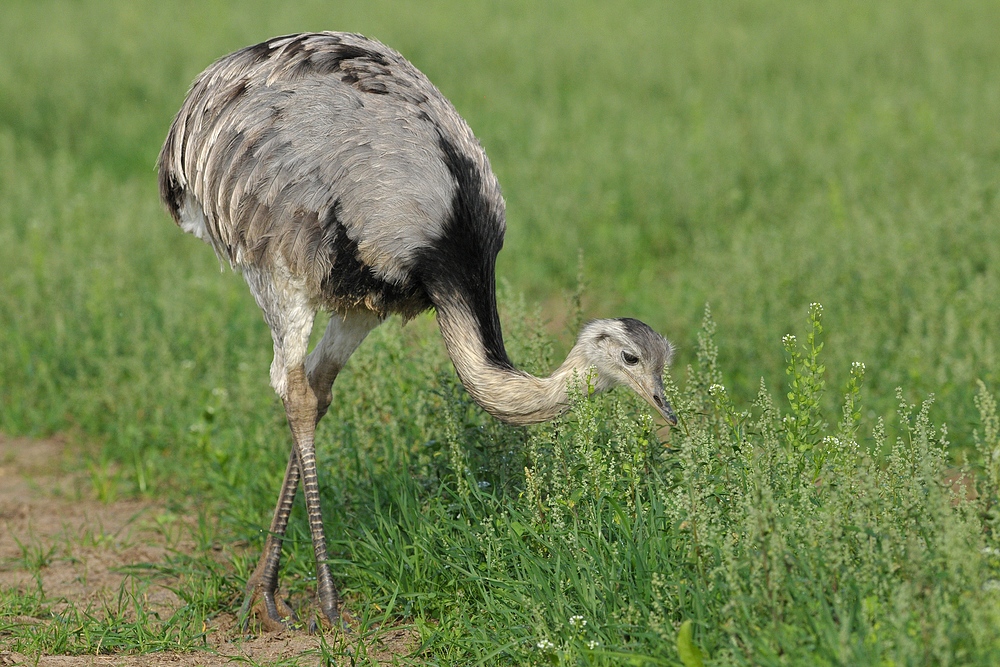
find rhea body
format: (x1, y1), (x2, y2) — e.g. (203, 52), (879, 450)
(158, 32), (675, 629)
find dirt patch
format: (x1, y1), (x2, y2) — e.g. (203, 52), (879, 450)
(0, 436), (182, 617)
(0, 435), (419, 665)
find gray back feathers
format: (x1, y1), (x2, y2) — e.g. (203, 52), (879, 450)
(158, 32), (505, 314)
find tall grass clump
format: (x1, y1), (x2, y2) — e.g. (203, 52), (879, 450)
(303, 303), (1000, 665)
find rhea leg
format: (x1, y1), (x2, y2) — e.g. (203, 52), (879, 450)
(306, 311), (384, 421)
(241, 341), (335, 628)
(240, 450), (302, 630)
(240, 379), (329, 630)
(240, 299), (381, 630)
(243, 357), (338, 627)
(282, 363), (338, 626)
(296, 311), (382, 626)
(238, 267), (319, 629)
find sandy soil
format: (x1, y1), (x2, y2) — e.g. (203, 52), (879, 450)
(0, 435), (418, 666)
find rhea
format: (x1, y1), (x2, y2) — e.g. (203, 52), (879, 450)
(158, 32), (675, 630)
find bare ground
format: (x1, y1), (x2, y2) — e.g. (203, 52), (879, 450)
(0, 435), (418, 666)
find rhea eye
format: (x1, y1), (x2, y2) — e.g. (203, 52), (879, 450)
(622, 351), (639, 366)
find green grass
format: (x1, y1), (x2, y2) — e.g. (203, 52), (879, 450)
(2, 0), (1000, 664)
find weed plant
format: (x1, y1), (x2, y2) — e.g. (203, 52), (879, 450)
(310, 304), (1000, 665)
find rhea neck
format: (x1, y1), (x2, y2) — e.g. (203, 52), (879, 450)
(434, 297), (595, 426)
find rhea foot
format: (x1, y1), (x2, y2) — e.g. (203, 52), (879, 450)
(309, 566), (341, 633)
(239, 569), (341, 633)
(239, 573), (298, 632)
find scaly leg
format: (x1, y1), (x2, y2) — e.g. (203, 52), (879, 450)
(238, 267), (318, 630)
(239, 449), (301, 630)
(283, 363), (340, 627)
(239, 297), (382, 631)
(294, 311), (382, 628)
(241, 362), (335, 629)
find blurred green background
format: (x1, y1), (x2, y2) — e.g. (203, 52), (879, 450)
(2, 0), (999, 443)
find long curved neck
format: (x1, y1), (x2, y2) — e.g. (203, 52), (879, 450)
(435, 300), (591, 426)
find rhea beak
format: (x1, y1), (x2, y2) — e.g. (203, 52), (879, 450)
(651, 392), (678, 426)
(628, 373), (678, 426)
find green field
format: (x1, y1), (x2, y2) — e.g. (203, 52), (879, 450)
(2, 1), (1000, 664)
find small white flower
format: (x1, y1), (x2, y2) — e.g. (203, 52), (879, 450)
(709, 383), (726, 396)
(536, 639), (555, 651)
(587, 640), (600, 650)
(569, 615), (586, 628)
